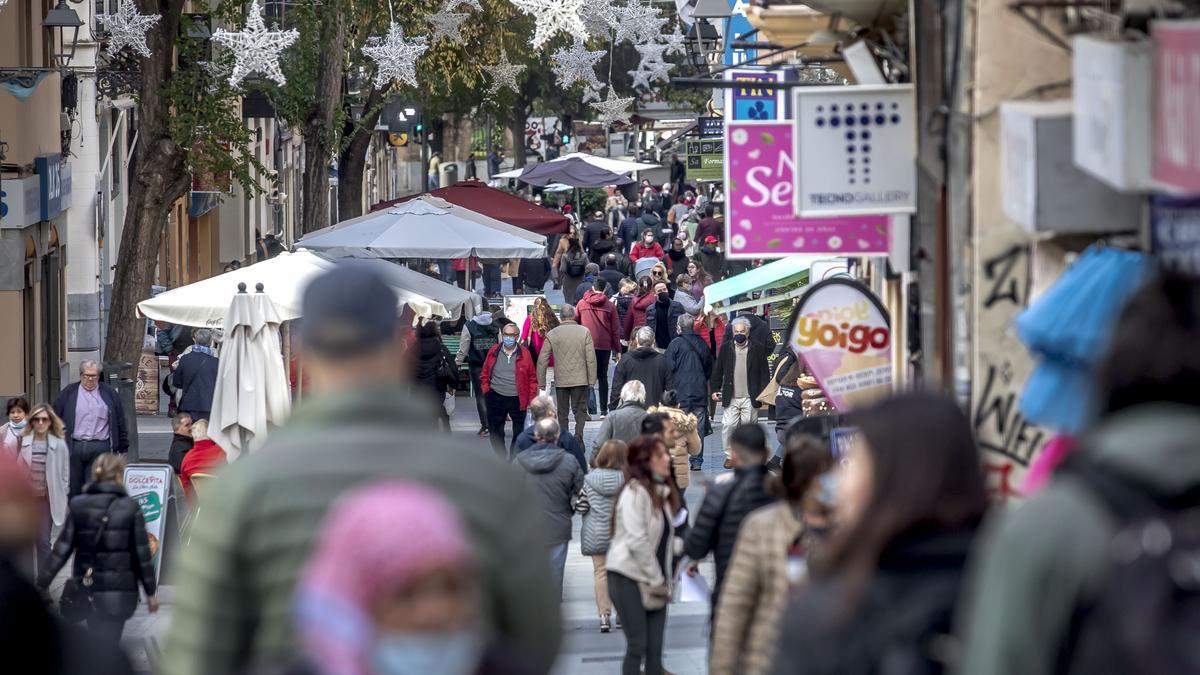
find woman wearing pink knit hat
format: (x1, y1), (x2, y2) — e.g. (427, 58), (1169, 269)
(291, 481), (536, 675)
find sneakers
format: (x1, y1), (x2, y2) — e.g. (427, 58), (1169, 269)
(690, 460), (703, 471)
(600, 615), (612, 633)
(477, 427), (489, 437)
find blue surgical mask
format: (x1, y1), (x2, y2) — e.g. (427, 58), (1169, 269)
(371, 631), (484, 675)
(8, 419), (26, 431)
(502, 336), (517, 348)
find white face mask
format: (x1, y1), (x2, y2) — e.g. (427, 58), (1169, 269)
(371, 631), (483, 675)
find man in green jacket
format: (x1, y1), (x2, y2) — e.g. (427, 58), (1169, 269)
(163, 265), (562, 675)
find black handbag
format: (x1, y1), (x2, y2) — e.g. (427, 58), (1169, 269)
(58, 500), (117, 623)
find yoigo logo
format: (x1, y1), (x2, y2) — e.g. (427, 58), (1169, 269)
(794, 316), (890, 354)
(812, 100), (904, 186)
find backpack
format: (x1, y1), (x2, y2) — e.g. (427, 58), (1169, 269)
(566, 250), (587, 277)
(466, 321), (499, 367)
(1060, 458), (1200, 674)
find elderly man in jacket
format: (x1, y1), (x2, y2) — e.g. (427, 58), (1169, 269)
(516, 418), (585, 600)
(711, 317), (771, 469)
(610, 327), (672, 412)
(645, 281), (688, 350)
(163, 264), (562, 675)
(53, 360), (130, 497)
(594, 381), (650, 458)
(172, 328), (220, 422)
(665, 315), (713, 470)
(576, 278), (622, 417)
(537, 305), (597, 446)
(480, 322), (539, 458)
(513, 395), (588, 473)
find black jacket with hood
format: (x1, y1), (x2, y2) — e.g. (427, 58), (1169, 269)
(609, 347), (672, 411)
(516, 443), (585, 545)
(684, 466), (774, 604)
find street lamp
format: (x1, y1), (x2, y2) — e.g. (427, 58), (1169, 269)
(686, 20), (722, 71)
(43, 0), (84, 69)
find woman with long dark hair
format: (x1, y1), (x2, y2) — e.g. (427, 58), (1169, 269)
(605, 435), (685, 675)
(625, 277), (657, 344)
(414, 321), (456, 430)
(770, 392), (988, 674)
(558, 238), (588, 302)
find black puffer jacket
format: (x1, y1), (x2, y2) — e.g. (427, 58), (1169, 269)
(609, 347), (673, 410)
(414, 333), (455, 398)
(515, 443), (585, 545)
(684, 466), (774, 603)
(39, 482), (157, 620)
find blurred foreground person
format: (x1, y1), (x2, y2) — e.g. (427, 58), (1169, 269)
(512, 395), (587, 473)
(39, 453), (158, 644)
(580, 440), (627, 633)
(515, 419), (585, 600)
(959, 271), (1200, 675)
(606, 436), (685, 675)
(163, 264), (561, 675)
(710, 434), (834, 675)
(291, 481), (541, 675)
(770, 393), (987, 675)
(0, 456), (135, 675)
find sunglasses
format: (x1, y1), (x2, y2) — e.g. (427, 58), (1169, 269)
(32, 417), (50, 423)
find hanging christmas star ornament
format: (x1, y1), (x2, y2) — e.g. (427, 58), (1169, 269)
(363, 21), (429, 88)
(582, 83), (602, 103)
(446, 0), (482, 10)
(659, 21), (687, 57)
(211, 0), (299, 86)
(96, 0), (160, 58)
(485, 47), (525, 96)
(507, 0), (587, 51)
(551, 36), (604, 92)
(613, 0), (667, 45)
(428, 4), (469, 44)
(580, 0), (619, 40)
(629, 58), (672, 90)
(590, 87), (633, 126)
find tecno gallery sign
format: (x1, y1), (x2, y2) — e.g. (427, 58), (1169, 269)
(786, 277), (892, 411)
(791, 84), (917, 217)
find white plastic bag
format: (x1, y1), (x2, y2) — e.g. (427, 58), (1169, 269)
(444, 392), (456, 416)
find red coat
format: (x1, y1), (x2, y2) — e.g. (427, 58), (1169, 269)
(626, 292), (657, 341)
(695, 314), (727, 354)
(576, 290), (622, 352)
(181, 438), (227, 499)
(480, 343), (539, 409)
(630, 241), (664, 262)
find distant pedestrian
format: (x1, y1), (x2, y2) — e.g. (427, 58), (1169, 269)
(619, 206), (643, 253)
(179, 419), (227, 502)
(516, 255), (551, 295)
(1, 396), (29, 459)
(645, 281), (688, 350)
(687, 261), (713, 299)
(580, 440), (627, 634)
(53, 360), (129, 497)
(590, 229), (617, 265)
(610, 326), (672, 412)
(172, 328), (219, 422)
(711, 434), (834, 675)
(513, 395), (587, 473)
(599, 255), (626, 296)
(574, 263), (611, 304)
(595, 381), (650, 452)
(666, 238), (690, 278)
(551, 224), (580, 289)
(583, 211), (610, 254)
(576, 278), (622, 416)
(455, 311), (500, 437)
(723, 308), (776, 352)
(697, 235), (724, 281)
(19, 403), (70, 574)
(673, 274), (703, 316)
(630, 229), (664, 262)
(606, 436), (684, 675)
(427, 151), (441, 190)
(614, 279), (639, 347)
(695, 205), (724, 246)
(167, 414), (193, 476)
(515, 419), (585, 600)
(712, 317), (771, 469)
(559, 238), (589, 302)
(488, 148), (503, 177)
(537, 305), (596, 446)
(685, 424), (774, 626)
(480, 322), (539, 458)
(649, 390), (701, 492)
(665, 315), (714, 470)
(414, 321), (457, 431)
(39, 454), (159, 643)
(625, 277), (656, 344)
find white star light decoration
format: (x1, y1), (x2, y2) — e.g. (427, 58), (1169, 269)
(363, 21), (429, 89)
(485, 48), (525, 96)
(613, 0), (666, 45)
(447, 0), (482, 9)
(211, 0), (298, 86)
(590, 88), (633, 126)
(629, 41), (673, 90)
(551, 37), (604, 92)
(580, 1), (620, 40)
(660, 22), (687, 57)
(428, 5), (469, 44)
(508, 0), (587, 51)
(97, 0), (160, 58)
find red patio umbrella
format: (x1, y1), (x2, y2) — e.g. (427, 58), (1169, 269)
(374, 180), (570, 235)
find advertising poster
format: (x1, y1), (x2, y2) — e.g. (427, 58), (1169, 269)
(686, 138), (724, 181)
(725, 121), (891, 258)
(502, 294), (543, 333)
(787, 277), (892, 411)
(791, 85), (917, 217)
(124, 464), (174, 582)
(725, 70), (784, 121)
(1153, 21), (1200, 193)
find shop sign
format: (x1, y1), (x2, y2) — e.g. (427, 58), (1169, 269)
(1151, 194), (1200, 275)
(124, 464), (174, 582)
(35, 154), (72, 221)
(0, 175), (41, 229)
(725, 120), (890, 258)
(786, 277), (892, 412)
(791, 85), (916, 217)
(698, 116), (724, 139)
(725, 70), (784, 121)
(686, 138), (724, 180)
(1153, 21), (1200, 193)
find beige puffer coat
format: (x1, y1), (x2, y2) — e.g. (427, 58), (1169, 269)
(650, 405), (701, 488)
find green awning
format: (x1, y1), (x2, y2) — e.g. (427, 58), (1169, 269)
(703, 255), (825, 309)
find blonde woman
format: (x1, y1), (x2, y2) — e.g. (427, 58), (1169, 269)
(20, 403), (70, 573)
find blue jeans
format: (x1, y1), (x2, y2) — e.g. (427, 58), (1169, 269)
(549, 541), (569, 600)
(685, 405), (708, 467)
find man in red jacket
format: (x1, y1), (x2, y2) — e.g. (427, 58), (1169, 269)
(480, 322), (539, 458)
(576, 278), (622, 418)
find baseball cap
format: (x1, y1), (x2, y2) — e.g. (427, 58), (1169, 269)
(704, 235), (718, 244)
(301, 264), (406, 356)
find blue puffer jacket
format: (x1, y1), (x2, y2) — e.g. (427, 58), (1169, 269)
(664, 332), (713, 409)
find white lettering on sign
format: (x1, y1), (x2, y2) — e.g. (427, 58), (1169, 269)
(743, 149), (794, 209)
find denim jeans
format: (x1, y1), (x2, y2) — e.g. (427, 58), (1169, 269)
(685, 405), (708, 467)
(549, 541), (569, 600)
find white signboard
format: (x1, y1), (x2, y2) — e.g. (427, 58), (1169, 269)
(0, 175), (42, 229)
(124, 464), (174, 582)
(791, 85), (917, 217)
(502, 294), (543, 335)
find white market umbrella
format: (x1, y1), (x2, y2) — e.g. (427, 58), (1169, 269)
(493, 152), (660, 179)
(136, 251), (448, 328)
(296, 197), (546, 260)
(209, 286), (291, 459)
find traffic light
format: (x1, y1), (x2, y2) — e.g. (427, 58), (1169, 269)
(561, 132), (571, 145)
(412, 122), (424, 144)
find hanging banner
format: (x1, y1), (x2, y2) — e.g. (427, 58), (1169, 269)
(787, 277), (892, 411)
(791, 85), (917, 217)
(124, 464), (174, 583)
(725, 70), (784, 121)
(1153, 21), (1200, 193)
(725, 120), (891, 258)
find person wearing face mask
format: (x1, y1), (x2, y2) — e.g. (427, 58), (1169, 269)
(630, 229), (665, 262)
(480, 323), (539, 458)
(644, 282), (687, 351)
(1, 397), (30, 459)
(711, 318), (771, 470)
(291, 481), (540, 675)
(666, 238), (690, 279)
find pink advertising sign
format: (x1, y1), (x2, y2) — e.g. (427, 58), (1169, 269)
(724, 121), (891, 259)
(1153, 21), (1200, 193)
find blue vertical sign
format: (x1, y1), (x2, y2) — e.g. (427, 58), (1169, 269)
(724, 0), (756, 65)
